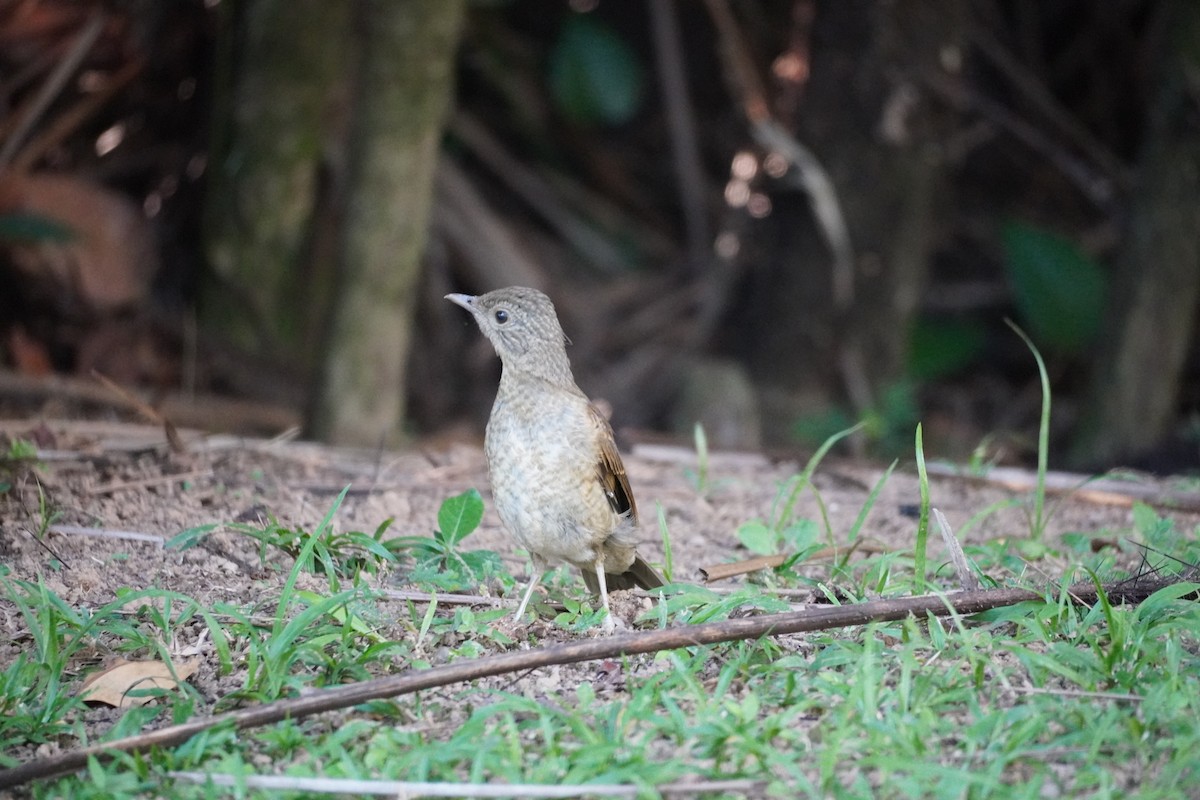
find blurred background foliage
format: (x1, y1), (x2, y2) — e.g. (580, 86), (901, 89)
(0, 0), (1197, 471)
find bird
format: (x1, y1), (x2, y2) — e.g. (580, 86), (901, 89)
(446, 286), (664, 631)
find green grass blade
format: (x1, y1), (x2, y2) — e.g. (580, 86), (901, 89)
(914, 423), (930, 593)
(847, 459), (897, 543)
(776, 421), (865, 529)
(276, 486), (350, 635)
(656, 501), (674, 583)
(1006, 319), (1050, 540)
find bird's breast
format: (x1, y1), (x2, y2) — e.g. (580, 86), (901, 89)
(484, 387), (617, 564)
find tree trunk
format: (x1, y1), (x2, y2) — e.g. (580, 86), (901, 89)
(1069, 1), (1200, 468)
(309, 0), (465, 445)
(203, 1), (353, 367)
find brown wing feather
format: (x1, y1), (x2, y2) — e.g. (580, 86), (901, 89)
(589, 403), (638, 523)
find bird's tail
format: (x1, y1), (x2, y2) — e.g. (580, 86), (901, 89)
(584, 554), (666, 593)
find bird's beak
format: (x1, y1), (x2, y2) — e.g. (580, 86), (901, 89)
(445, 293), (477, 313)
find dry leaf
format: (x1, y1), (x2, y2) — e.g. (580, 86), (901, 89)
(0, 172), (158, 312)
(79, 658), (199, 708)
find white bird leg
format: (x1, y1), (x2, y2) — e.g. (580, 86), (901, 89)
(512, 572), (542, 622)
(595, 559), (615, 633)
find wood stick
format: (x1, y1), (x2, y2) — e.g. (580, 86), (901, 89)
(0, 369), (301, 435)
(923, 462), (1200, 513)
(86, 469), (211, 497)
(168, 771), (763, 798)
(699, 542), (888, 582)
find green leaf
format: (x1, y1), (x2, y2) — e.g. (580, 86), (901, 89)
(737, 520), (777, 556)
(1000, 220), (1107, 353)
(0, 212), (75, 244)
(907, 318), (987, 379)
(1130, 501), (1160, 536)
(548, 15), (644, 126)
(436, 489), (484, 547)
(780, 518), (819, 552)
(166, 523), (220, 551)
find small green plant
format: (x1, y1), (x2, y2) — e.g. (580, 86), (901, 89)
(736, 423), (863, 560)
(390, 489), (510, 593)
(4, 437), (37, 461)
(737, 516), (820, 560)
(553, 596), (609, 632)
(1131, 502), (1200, 568)
(31, 478), (61, 542)
(0, 437), (38, 495)
(217, 489), (385, 702)
(651, 585), (791, 626)
(168, 493), (397, 585)
(683, 422), (711, 495)
(828, 458), (898, 584)
(443, 606), (513, 650)
(1007, 319), (1051, 541)
(656, 501), (674, 583)
(0, 575), (231, 754)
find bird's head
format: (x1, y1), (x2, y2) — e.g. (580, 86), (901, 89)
(446, 286), (573, 380)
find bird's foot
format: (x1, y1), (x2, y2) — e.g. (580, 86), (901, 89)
(596, 611), (625, 635)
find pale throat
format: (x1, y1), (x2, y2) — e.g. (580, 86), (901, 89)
(496, 343), (576, 393)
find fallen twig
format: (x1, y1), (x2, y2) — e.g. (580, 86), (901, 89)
(379, 589), (508, 607)
(0, 370), (301, 435)
(91, 370), (186, 454)
(86, 469), (211, 497)
(48, 525), (164, 546)
(923, 462), (1200, 513)
(699, 541), (888, 582)
(2, 574), (1193, 790)
(168, 771), (763, 798)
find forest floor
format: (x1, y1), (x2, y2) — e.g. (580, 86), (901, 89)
(2, 417), (1199, 798)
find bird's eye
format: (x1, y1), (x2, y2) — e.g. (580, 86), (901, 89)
(494, 309), (509, 324)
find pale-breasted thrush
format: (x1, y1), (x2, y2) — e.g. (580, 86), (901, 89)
(446, 286), (664, 630)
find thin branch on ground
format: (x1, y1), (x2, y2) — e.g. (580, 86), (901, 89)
(698, 541), (888, 582)
(0, 370), (301, 436)
(923, 462), (1200, 513)
(86, 470), (212, 497)
(91, 371), (185, 454)
(168, 771), (764, 798)
(378, 589), (509, 607)
(47, 525), (164, 546)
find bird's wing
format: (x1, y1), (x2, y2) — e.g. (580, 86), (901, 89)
(589, 403), (638, 523)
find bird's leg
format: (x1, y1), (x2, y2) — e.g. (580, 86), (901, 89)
(594, 559), (616, 634)
(512, 571), (542, 623)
